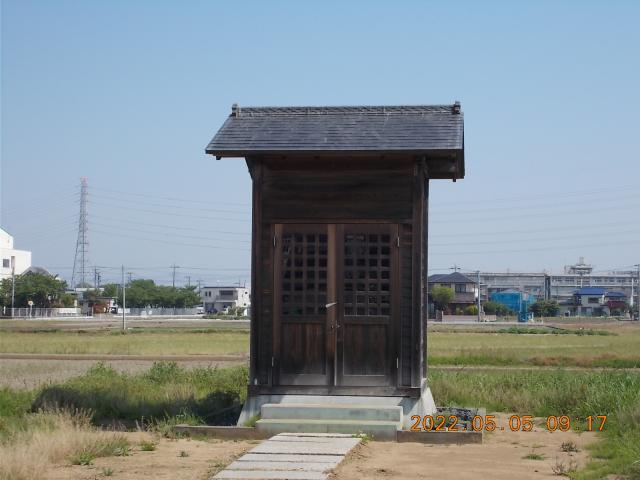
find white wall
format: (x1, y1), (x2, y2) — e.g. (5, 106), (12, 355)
(0, 229), (32, 280)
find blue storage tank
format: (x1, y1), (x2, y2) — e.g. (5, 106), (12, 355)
(490, 290), (537, 322)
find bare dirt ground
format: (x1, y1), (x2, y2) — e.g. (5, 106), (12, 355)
(47, 432), (256, 480)
(0, 358), (245, 389)
(332, 413), (596, 480)
(40, 414), (596, 480)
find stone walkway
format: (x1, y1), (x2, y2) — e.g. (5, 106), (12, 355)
(213, 433), (361, 480)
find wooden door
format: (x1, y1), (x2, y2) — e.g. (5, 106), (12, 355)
(336, 224), (397, 387)
(274, 224), (334, 385)
(273, 223), (397, 388)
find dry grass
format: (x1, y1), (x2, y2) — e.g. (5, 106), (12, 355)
(0, 410), (130, 480)
(0, 330), (249, 356)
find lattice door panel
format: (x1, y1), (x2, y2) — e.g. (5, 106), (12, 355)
(281, 232), (328, 317)
(276, 225), (330, 385)
(343, 232), (391, 317)
(337, 224), (396, 387)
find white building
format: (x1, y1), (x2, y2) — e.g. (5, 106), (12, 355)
(0, 228), (32, 280)
(200, 286), (250, 314)
(471, 258), (638, 313)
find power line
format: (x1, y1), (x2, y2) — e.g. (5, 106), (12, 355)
(430, 184), (639, 207)
(90, 186), (250, 207)
(88, 220), (250, 244)
(429, 201), (640, 223)
(89, 192), (250, 215)
(90, 228), (251, 251)
(429, 238), (640, 256)
(87, 199), (250, 223)
(430, 228), (640, 247)
(429, 220), (633, 238)
(431, 192), (640, 214)
(92, 214), (249, 236)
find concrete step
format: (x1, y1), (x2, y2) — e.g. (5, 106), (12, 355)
(255, 418), (398, 441)
(260, 403), (402, 422)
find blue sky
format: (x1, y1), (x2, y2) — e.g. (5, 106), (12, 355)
(1, 0), (639, 286)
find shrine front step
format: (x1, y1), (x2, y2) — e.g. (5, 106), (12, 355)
(255, 403), (402, 441)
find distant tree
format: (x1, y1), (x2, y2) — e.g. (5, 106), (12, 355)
(175, 285), (201, 308)
(58, 293), (76, 308)
(101, 284), (119, 298)
(109, 279), (201, 309)
(0, 272), (67, 308)
(530, 300), (560, 317)
(431, 286), (455, 312)
(482, 300), (513, 317)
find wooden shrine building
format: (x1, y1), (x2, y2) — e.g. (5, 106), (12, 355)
(206, 104), (464, 416)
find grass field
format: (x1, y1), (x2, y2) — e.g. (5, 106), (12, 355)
(1, 322), (639, 479)
(2, 324), (639, 368)
(0, 329), (249, 356)
(427, 325), (640, 368)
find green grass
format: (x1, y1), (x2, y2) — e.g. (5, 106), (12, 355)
(33, 361), (249, 425)
(0, 329), (249, 355)
(139, 440), (157, 451)
(430, 369), (640, 479)
(523, 452), (545, 460)
(427, 327), (640, 368)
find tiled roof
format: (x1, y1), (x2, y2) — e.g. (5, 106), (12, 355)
(428, 272), (475, 284)
(205, 103), (464, 157)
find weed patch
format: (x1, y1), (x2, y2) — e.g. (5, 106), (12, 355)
(430, 370), (640, 479)
(32, 362), (248, 425)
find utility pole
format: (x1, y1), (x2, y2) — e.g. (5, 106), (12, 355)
(121, 265), (126, 331)
(476, 270), (481, 322)
(10, 265), (15, 317)
(186, 276), (191, 287)
(171, 264), (179, 288)
(633, 264), (640, 320)
(127, 272), (133, 284)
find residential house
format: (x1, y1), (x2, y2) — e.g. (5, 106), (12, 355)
(0, 227), (31, 280)
(427, 272), (477, 314)
(201, 286), (250, 314)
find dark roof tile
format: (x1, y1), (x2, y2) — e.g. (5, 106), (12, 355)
(206, 104), (464, 156)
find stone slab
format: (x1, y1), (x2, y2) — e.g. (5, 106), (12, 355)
(269, 436), (359, 444)
(276, 433), (354, 438)
(241, 454), (344, 463)
(213, 432), (360, 480)
(214, 471), (326, 479)
(250, 442), (358, 455)
(227, 461), (336, 472)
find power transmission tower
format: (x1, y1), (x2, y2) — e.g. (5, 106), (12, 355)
(71, 178), (89, 288)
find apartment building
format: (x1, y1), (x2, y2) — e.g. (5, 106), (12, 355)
(469, 258), (637, 314)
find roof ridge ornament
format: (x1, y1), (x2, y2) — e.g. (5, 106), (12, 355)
(453, 101), (461, 114)
(232, 103), (241, 117)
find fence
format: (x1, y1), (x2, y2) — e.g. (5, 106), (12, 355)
(114, 307), (200, 316)
(2, 307), (85, 318)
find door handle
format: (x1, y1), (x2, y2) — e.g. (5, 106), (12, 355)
(325, 302), (338, 308)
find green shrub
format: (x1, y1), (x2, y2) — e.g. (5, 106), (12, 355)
(32, 362), (248, 425)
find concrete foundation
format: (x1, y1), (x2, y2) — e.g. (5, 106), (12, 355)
(238, 379), (436, 430)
